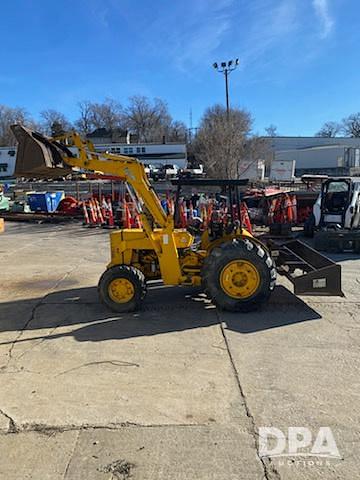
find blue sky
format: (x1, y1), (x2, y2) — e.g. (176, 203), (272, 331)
(0, 0), (359, 135)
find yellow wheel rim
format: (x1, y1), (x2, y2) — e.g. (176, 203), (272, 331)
(220, 260), (260, 299)
(108, 278), (135, 303)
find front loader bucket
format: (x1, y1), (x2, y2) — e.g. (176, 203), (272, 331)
(11, 124), (72, 178)
(272, 239), (343, 297)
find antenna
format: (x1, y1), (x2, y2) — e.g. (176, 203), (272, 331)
(189, 108), (193, 142)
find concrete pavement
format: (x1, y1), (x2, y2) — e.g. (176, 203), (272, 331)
(0, 223), (359, 479)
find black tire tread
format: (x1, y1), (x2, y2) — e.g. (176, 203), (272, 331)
(202, 238), (276, 312)
(98, 265), (146, 313)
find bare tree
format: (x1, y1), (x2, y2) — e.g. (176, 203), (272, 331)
(342, 113), (360, 137)
(316, 121), (341, 137)
(74, 98), (124, 134)
(167, 120), (187, 142)
(193, 104), (254, 178)
(265, 124), (278, 137)
(0, 105), (35, 146)
(40, 109), (72, 136)
(124, 96), (172, 142)
(0, 96), (187, 147)
(88, 98), (124, 131)
(74, 100), (93, 134)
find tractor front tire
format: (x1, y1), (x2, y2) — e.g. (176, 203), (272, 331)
(202, 239), (276, 312)
(98, 265), (146, 313)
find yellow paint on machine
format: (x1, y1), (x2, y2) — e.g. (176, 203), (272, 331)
(220, 260), (260, 299)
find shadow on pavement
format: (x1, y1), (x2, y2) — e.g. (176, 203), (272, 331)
(0, 284), (322, 347)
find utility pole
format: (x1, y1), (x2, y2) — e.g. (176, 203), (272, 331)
(188, 108), (198, 143)
(189, 108), (193, 143)
(213, 59), (240, 178)
(213, 59), (240, 121)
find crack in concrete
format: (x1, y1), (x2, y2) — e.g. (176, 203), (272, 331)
(63, 429), (80, 480)
(0, 366), (41, 375)
(6, 302), (39, 366)
(0, 408), (18, 433)
(218, 316), (281, 480)
(0, 421), (213, 437)
(15, 321), (62, 361)
(4, 265), (80, 368)
(55, 360), (140, 377)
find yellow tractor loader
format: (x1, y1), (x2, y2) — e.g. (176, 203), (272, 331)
(11, 125), (343, 313)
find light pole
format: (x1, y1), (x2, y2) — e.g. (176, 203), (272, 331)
(213, 59), (240, 120)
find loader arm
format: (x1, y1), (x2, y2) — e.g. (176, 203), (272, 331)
(67, 138), (168, 228)
(11, 125), (168, 229)
(11, 124), (185, 285)
(10, 125), (344, 313)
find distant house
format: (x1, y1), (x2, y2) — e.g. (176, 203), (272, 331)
(86, 128), (132, 145)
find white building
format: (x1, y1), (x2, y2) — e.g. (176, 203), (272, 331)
(268, 137), (360, 176)
(0, 142), (187, 178)
(95, 143), (187, 169)
(0, 146), (16, 178)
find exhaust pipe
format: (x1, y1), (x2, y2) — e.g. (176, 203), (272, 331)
(11, 124), (73, 178)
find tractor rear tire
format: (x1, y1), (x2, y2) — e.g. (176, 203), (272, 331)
(98, 265), (146, 313)
(202, 239), (276, 312)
